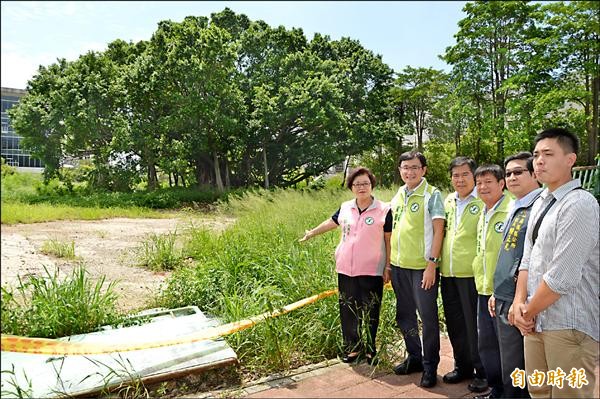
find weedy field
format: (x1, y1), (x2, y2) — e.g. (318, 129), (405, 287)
(1, 171), (447, 396)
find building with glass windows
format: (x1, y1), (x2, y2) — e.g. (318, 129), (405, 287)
(1, 87), (43, 168)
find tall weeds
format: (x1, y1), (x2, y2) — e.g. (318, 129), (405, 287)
(1, 266), (123, 338)
(158, 187), (405, 375)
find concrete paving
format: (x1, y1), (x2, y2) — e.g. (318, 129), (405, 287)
(234, 336), (599, 399)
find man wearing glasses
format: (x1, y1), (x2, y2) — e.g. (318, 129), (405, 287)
(489, 152), (541, 398)
(389, 151), (445, 388)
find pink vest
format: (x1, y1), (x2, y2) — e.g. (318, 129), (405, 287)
(334, 198), (390, 277)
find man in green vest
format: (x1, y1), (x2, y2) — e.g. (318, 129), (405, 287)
(473, 164), (512, 399)
(390, 151), (445, 388)
(440, 157), (488, 393)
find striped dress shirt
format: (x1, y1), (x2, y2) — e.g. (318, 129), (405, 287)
(519, 179), (599, 341)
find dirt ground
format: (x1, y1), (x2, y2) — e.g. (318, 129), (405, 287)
(0, 215), (235, 313)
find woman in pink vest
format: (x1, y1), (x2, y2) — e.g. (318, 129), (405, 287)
(300, 167), (392, 365)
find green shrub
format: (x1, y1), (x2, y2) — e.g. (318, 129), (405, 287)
(1, 157), (16, 177)
(1, 266), (123, 338)
(0, 170), (43, 202)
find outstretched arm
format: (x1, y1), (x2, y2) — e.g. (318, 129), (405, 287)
(299, 218), (338, 242)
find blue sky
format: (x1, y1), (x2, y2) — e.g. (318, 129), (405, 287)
(1, 1), (467, 89)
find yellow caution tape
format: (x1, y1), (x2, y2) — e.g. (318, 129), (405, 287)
(0, 289), (338, 356)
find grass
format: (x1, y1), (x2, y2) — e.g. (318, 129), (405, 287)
(1, 266), (124, 338)
(136, 232), (184, 271)
(1, 201), (166, 224)
(0, 169), (230, 224)
(40, 238), (77, 259)
(157, 186), (418, 377)
(1, 175), (447, 388)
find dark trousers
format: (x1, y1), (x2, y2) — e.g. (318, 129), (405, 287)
(338, 273), (384, 354)
(441, 276), (486, 378)
(478, 294), (503, 395)
(391, 266), (440, 373)
(495, 299), (530, 398)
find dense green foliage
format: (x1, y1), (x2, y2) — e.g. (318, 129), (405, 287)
(9, 9), (393, 191)
(1, 267), (123, 338)
(11, 2), (596, 194)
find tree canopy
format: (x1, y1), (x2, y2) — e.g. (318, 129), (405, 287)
(10, 2), (598, 191)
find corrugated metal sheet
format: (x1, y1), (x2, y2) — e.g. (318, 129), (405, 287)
(1, 306), (238, 398)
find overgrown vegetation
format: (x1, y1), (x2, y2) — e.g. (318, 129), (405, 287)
(1, 266), (124, 338)
(157, 188), (445, 376)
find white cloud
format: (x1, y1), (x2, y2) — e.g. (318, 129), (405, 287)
(1, 41), (108, 89)
(1, 1), (92, 22)
(1, 50), (54, 89)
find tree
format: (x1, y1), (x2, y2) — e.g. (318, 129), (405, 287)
(444, 1), (543, 163)
(393, 66), (449, 151)
(542, 1), (599, 164)
(8, 60), (71, 181)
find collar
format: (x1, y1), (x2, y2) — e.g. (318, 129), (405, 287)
(350, 196), (377, 211)
(404, 178), (426, 195)
(454, 187), (477, 202)
(484, 194), (505, 214)
(514, 187), (543, 209)
(540, 179), (581, 202)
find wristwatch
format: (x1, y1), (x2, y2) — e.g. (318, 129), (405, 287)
(427, 256), (440, 264)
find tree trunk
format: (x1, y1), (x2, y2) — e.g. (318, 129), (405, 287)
(213, 150), (224, 192)
(225, 158), (231, 189)
(341, 155), (350, 188)
(147, 162), (158, 191)
(589, 74), (599, 164)
(262, 143), (269, 189)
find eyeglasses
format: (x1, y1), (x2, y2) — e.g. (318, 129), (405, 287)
(400, 166), (422, 171)
(352, 182), (371, 188)
(505, 169), (527, 177)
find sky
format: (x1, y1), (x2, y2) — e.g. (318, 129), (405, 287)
(1, 1), (467, 89)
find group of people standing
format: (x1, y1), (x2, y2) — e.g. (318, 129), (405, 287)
(301, 128), (599, 398)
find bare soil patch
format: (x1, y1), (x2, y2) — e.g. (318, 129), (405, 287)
(1, 215), (234, 313)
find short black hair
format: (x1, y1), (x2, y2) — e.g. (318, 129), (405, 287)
(398, 151), (427, 167)
(475, 164), (505, 182)
(534, 128), (579, 155)
(504, 151), (534, 173)
(346, 167), (377, 190)
(449, 156), (477, 176)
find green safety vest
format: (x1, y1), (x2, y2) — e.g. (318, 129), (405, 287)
(473, 195), (513, 295)
(440, 194), (483, 277)
(390, 179), (440, 270)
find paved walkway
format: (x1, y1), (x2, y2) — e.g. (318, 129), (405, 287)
(241, 337), (474, 398)
(230, 336), (599, 399)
